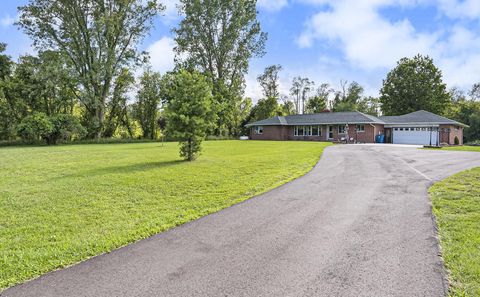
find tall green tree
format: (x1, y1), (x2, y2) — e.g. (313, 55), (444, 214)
(164, 70), (215, 161)
(281, 99), (296, 115)
(332, 81), (364, 112)
(357, 96), (380, 116)
(305, 83), (332, 113)
(103, 69), (135, 138)
(134, 70), (163, 139)
(257, 64), (282, 99)
(11, 51), (77, 116)
(0, 43), (16, 139)
(18, 0), (164, 138)
(380, 54), (450, 116)
(173, 0), (267, 136)
(290, 77), (314, 114)
(248, 97), (282, 122)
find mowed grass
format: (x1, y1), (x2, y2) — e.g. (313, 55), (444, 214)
(440, 146), (480, 152)
(430, 167), (480, 296)
(0, 140), (331, 290)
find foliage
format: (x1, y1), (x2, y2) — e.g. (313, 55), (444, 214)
(445, 89), (480, 142)
(103, 69), (136, 138)
(0, 45), (17, 140)
(16, 112), (54, 142)
(290, 76), (314, 114)
(305, 83), (332, 113)
(380, 54), (450, 116)
(332, 80), (363, 112)
(17, 112), (85, 144)
(12, 51), (77, 116)
(281, 99), (296, 115)
(133, 70), (163, 139)
(257, 64), (282, 99)
(164, 70), (215, 161)
(357, 96), (381, 116)
(430, 167), (480, 296)
(47, 114), (86, 144)
(0, 140), (331, 290)
(18, 0), (164, 138)
(174, 0), (267, 136)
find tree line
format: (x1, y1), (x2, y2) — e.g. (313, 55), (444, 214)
(0, 0), (479, 160)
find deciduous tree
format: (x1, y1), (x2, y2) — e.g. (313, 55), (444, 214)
(18, 0), (164, 138)
(133, 70), (163, 139)
(257, 64), (282, 99)
(380, 54), (450, 116)
(174, 0), (267, 135)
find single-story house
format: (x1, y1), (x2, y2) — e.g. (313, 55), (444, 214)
(245, 110), (466, 145)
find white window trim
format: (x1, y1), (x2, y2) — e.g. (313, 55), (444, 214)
(356, 124), (365, 132)
(255, 126), (263, 134)
(338, 125), (346, 134)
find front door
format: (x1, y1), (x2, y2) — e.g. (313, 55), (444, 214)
(328, 125), (334, 140)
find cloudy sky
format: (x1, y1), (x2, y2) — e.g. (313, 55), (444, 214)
(1, 0), (480, 101)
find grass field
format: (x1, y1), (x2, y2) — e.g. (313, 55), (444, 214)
(0, 140), (331, 290)
(430, 167), (480, 296)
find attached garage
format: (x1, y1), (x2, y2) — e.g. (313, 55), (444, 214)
(391, 127), (438, 145)
(380, 111), (467, 146)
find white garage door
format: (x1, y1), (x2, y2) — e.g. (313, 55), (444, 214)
(392, 127), (438, 145)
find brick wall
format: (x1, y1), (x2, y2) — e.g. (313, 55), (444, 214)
(250, 126), (289, 140)
(249, 124), (378, 142)
(439, 124), (463, 145)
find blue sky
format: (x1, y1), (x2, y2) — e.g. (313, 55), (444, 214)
(1, 0), (480, 101)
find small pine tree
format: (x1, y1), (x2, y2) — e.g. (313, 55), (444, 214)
(164, 70), (216, 161)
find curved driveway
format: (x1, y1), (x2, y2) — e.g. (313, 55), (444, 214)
(3, 145), (480, 297)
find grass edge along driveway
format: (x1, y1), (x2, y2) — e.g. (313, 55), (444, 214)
(430, 167), (480, 296)
(0, 140), (331, 290)
(437, 146), (480, 152)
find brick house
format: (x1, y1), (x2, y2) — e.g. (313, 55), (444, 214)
(246, 110), (466, 145)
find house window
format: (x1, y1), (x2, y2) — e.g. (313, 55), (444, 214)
(305, 126), (312, 136)
(312, 126), (320, 136)
(294, 126), (305, 136)
(338, 125), (346, 134)
(255, 126), (263, 134)
(356, 124), (365, 132)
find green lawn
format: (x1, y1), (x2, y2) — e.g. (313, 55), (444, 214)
(0, 140), (331, 290)
(440, 146), (480, 152)
(430, 167), (480, 296)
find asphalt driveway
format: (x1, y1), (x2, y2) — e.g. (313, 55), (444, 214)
(3, 145), (480, 297)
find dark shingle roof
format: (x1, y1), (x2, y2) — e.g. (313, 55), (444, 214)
(245, 111), (383, 127)
(379, 110), (467, 127)
(245, 110), (467, 127)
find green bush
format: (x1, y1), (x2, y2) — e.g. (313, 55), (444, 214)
(454, 136), (460, 145)
(17, 113), (85, 145)
(17, 112), (54, 142)
(46, 114), (86, 145)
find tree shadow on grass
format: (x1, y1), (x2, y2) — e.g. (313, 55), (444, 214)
(57, 159), (185, 180)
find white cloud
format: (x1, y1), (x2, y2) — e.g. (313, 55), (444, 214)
(294, 0), (480, 92)
(437, 0), (480, 19)
(161, 0), (181, 22)
(296, 0), (438, 70)
(257, 0), (289, 12)
(146, 37), (175, 73)
(0, 14), (15, 27)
